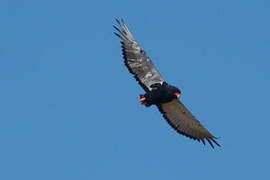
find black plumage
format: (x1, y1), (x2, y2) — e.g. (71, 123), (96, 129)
(114, 19), (220, 148)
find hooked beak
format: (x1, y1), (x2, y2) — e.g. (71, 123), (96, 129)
(174, 92), (181, 98)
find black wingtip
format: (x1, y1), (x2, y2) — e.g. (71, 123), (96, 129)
(211, 137), (221, 147)
(115, 18), (126, 26)
(113, 25), (119, 31)
(113, 25), (122, 35)
(206, 138), (215, 149)
(115, 18), (121, 26)
(204, 137), (221, 149)
(113, 32), (122, 39)
(201, 139), (206, 145)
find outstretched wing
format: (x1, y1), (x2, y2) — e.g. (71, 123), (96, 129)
(114, 19), (164, 92)
(157, 99), (220, 148)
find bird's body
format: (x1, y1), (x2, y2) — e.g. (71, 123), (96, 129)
(140, 82), (181, 106)
(114, 19), (220, 148)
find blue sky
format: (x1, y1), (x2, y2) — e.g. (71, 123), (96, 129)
(1, 0), (270, 179)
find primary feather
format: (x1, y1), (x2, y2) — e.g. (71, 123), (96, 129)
(114, 19), (220, 148)
(157, 99), (220, 148)
(114, 19), (164, 92)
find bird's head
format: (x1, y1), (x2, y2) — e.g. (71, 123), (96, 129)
(172, 88), (181, 99)
(164, 83), (181, 99)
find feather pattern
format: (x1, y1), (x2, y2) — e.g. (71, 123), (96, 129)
(157, 99), (220, 148)
(114, 19), (164, 92)
(114, 19), (220, 148)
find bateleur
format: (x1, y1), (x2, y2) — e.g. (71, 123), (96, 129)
(114, 19), (220, 148)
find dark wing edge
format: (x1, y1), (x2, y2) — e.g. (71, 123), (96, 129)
(157, 99), (220, 148)
(113, 18), (164, 92)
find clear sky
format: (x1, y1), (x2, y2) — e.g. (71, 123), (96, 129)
(1, 0), (270, 179)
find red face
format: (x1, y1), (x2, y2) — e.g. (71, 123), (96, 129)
(174, 91), (181, 98)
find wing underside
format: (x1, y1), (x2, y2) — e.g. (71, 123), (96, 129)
(114, 19), (220, 148)
(157, 99), (220, 148)
(114, 19), (164, 92)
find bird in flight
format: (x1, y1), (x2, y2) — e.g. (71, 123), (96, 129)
(114, 19), (220, 148)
